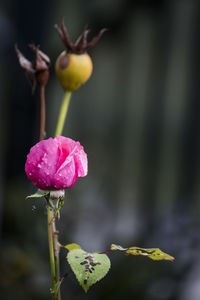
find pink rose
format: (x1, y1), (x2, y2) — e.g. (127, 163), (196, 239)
(25, 136), (88, 190)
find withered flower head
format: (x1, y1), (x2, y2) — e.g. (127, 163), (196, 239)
(55, 21), (107, 54)
(15, 44), (50, 92)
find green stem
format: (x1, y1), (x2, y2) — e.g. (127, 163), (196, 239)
(47, 207), (56, 300)
(53, 222), (61, 300)
(55, 90), (72, 136)
(48, 90), (72, 300)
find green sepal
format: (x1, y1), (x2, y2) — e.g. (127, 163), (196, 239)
(45, 190), (65, 217)
(26, 189), (50, 200)
(67, 248), (111, 293)
(26, 189), (65, 217)
(110, 244), (174, 261)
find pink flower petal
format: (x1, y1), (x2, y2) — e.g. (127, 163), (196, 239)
(25, 136), (88, 190)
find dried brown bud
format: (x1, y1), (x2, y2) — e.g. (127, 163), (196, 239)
(15, 44), (50, 92)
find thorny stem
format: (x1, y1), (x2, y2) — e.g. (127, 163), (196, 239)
(39, 85), (46, 140)
(54, 90), (72, 136)
(40, 83), (59, 299)
(47, 207), (57, 300)
(47, 90), (72, 300)
(53, 224), (61, 300)
(38, 67), (58, 300)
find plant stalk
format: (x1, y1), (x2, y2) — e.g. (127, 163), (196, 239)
(47, 207), (57, 300)
(53, 222), (61, 300)
(39, 85), (46, 140)
(39, 83), (59, 299)
(47, 89), (72, 300)
(55, 90), (72, 136)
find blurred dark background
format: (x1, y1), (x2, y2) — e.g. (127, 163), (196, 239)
(1, 0), (200, 299)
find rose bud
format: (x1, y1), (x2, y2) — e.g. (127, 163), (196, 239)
(25, 136), (88, 190)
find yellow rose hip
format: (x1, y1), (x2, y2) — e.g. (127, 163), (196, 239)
(55, 21), (106, 91)
(55, 51), (93, 91)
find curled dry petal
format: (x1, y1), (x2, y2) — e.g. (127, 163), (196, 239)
(55, 21), (106, 54)
(75, 29), (90, 52)
(25, 136), (88, 190)
(84, 28), (107, 51)
(29, 44), (50, 65)
(15, 44), (35, 73)
(55, 22), (74, 52)
(15, 44), (50, 90)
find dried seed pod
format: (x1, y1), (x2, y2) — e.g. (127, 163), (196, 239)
(15, 44), (50, 91)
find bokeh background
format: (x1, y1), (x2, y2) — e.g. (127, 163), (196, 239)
(1, 0), (200, 299)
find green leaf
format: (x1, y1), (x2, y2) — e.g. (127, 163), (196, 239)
(64, 243), (82, 251)
(67, 249), (111, 292)
(110, 244), (174, 261)
(26, 189), (49, 200)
